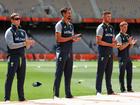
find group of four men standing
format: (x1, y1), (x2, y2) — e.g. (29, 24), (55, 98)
(4, 7), (137, 101)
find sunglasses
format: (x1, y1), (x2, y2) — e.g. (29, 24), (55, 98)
(13, 17), (21, 20)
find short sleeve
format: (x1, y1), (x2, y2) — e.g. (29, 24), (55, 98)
(115, 34), (122, 44)
(96, 25), (103, 37)
(55, 22), (62, 33)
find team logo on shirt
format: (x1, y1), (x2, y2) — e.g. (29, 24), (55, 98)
(64, 26), (66, 29)
(14, 32), (17, 36)
(59, 57), (62, 61)
(110, 28), (112, 32)
(21, 32), (25, 36)
(70, 25), (72, 30)
(101, 57), (104, 61)
(10, 62), (14, 67)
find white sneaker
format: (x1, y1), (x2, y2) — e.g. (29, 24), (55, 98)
(96, 92), (102, 96)
(53, 96), (59, 100)
(5, 100), (10, 103)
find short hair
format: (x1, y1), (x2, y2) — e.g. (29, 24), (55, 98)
(60, 7), (71, 16)
(10, 12), (20, 19)
(120, 21), (128, 27)
(102, 10), (111, 16)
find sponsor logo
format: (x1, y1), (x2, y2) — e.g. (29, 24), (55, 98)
(105, 34), (113, 37)
(21, 32), (25, 36)
(101, 57), (104, 61)
(15, 37), (25, 41)
(64, 30), (73, 34)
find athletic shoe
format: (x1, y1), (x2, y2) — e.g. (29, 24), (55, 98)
(121, 90), (127, 93)
(5, 100), (10, 103)
(19, 98), (26, 102)
(53, 96), (59, 99)
(108, 92), (117, 95)
(127, 90), (134, 92)
(66, 95), (74, 98)
(96, 92), (102, 96)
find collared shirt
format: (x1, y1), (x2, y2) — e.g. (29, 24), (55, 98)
(96, 23), (114, 56)
(115, 32), (130, 58)
(5, 24), (28, 56)
(55, 20), (74, 53)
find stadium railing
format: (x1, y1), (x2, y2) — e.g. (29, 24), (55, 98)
(0, 16), (139, 23)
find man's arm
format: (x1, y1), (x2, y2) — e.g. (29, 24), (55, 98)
(118, 42), (130, 51)
(5, 29), (26, 49)
(96, 26), (115, 47)
(129, 38), (137, 48)
(72, 36), (81, 42)
(55, 32), (73, 42)
(115, 35), (130, 51)
(55, 22), (78, 42)
(96, 36), (114, 47)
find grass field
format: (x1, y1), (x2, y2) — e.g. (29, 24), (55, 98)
(0, 61), (140, 101)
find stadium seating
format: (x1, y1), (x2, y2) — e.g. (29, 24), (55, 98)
(30, 29), (94, 53)
(30, 29), (56, 53)
(0, 31), (7, 52)
(1, 28), (139, 55)
(68, 0), (94, 18)
(0, 0), (39, 16)
(1, 0), (140, 19)
(42, 0), (68, 17)
(0, 0), (140, 60)
(96, 0), (140, 18)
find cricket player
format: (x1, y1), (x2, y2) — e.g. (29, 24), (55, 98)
(53, 7), (81, 98)
(96, 11), (117, 95)
(4, 12), (35, 101)
(115, 21), (137, 92)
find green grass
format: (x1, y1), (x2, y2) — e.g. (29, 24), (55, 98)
(0, 61), (140, 101)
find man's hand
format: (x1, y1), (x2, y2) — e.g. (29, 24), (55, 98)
(110, 42), (118, 48)
(128, 37), (133, 44)
(72, 34), (81, 42)
(73, 37), (81, 42)
(131, 39), (137, 45)
(72, 34), (82, 39)
(116, 43), (122, 48)
(25, 39), (35, 49)
(111, 37), (119, 48)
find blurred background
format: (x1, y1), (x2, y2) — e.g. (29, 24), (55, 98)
(0, 0), (140, 61)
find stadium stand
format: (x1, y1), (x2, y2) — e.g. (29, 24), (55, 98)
(1, 0), (140, 19)
(42, 0), (69, 17)
(30, 29), (56, 53)
(0, 0), (140, 60)
(96, 0), (140, 18)
(69, 0), (95, 18)
(0, 0), (40, 16)
(0, 27), (139, 55)
(30, 29), (94, 53)
(0, 31), (7, 52)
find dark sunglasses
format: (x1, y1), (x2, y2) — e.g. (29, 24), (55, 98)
(13, 17), (21, 20)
